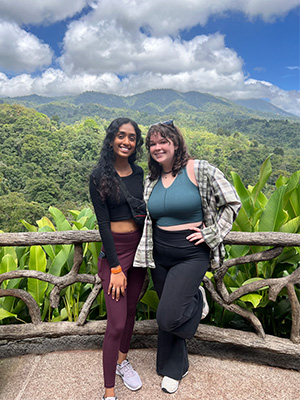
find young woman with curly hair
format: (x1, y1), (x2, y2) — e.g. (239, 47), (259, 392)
(90, 117), (146, 400)
(134, 120), (241, 394)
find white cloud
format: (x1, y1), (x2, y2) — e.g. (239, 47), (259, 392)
(60, 23), (243, 76)
(1, 69), (299, 116)
(0, 0), (91, 25)
(0, 0), (298, 28)
(0, 21), (53, 73)
(242, 0), (300, 21)
(86, 0), (300, 36)
(0, 69), (120, 97)
(235, 79), (300, 116)
(0, 0), (299, 116)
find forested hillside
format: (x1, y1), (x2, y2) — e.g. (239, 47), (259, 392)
(0, 100), (299, 232)
(2, 89), (298, 119)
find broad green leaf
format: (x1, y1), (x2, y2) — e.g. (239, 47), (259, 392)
(77, 208), (94, 219)
(37, 217), (55, 231)
(41, 245), (56, 261)
(48, 245), (72, 278)
(275, 299), (291, 318)
(259, 186), (287, 231)
(41, 296), (50, 321)
(28, 246), (48, 305)
(86, 242), (101, 274)
(276, 175), (287, 188)
(280, 216), (300, 233)
(68, 210), (81, 219)
(19, 220), (38, 232)
(227, 244), (249, 259)
(140, 290), (159, 311)
(72, 217), (89, 230)
(285, 187), (300, 219)
(0, 308), (17, 321)
(231, 171), (252, 215)
(0, 254), (17, 289)
(49, 206), (72, 231)
(28, 246), (46, 271)
(251, 157), (272, 205)
(98, 290), (107, 317)
(256, 191), (268, 208)
(233, 207), (252, 232)
(283, 171), (300, 204)
(2, 247), (17, 262)
(242, 277), (268, 290)
(51, 307), (68, 322)
(276, 248), (300, 265)
(239, 293), (262, 308)
(0, 254), (17, 274)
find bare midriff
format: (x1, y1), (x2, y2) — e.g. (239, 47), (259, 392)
(111, 219), (139, 233)
(158, 220), (203, 231)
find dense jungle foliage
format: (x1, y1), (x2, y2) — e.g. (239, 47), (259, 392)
(0, 96), (299, 337)
(0, 100), (299, 232)
(0, 159), (299, 337)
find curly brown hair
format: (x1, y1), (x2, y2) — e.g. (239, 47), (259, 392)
(145, 121), (191, 181)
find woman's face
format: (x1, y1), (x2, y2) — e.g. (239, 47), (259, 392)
(112, 123), (136, 159)
(149, 132), (176, 167)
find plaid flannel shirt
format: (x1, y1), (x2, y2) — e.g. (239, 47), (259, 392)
(133, 159), (241, 270)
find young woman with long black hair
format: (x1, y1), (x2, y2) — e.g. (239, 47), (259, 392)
(90, 117), (147, 400)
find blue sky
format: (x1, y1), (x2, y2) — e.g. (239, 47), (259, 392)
(181, 10), (299, 92)
(0, 0), (299, 115)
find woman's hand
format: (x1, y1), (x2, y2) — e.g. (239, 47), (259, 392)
(108, 267), (127, 301)
(186, 224), (205, 245)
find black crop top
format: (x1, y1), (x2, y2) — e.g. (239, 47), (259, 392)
(89, 164), (144, 268)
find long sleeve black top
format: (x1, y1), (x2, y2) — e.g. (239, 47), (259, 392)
(89, 164), (144, 268)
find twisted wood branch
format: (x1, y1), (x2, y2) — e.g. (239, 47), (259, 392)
(0, 288), (41, 324)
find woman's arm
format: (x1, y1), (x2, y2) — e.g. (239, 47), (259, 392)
(89, 174), (120, 268)
(195, 160), (241, 250)
(89, 174), (127, 301)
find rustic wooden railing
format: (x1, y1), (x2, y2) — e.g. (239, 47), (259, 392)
(0, 230), (299, 362)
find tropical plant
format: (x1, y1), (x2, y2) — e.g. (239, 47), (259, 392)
(0, 207), (104, 324)
(206, 157), (300, 336)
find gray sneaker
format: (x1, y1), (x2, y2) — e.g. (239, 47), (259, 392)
(200, 285), (209, 319)
(116, 359), (142, 391)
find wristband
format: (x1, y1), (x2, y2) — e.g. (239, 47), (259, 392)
(111, 266), (122, 274)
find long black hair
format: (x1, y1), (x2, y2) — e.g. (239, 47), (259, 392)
(92, 117), (143, 201)
(145, 122), (190, 181)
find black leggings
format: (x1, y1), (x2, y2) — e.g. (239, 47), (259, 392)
(151, 226), (210, 380)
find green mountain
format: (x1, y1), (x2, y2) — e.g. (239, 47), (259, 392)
(234, 98), (296, 118)
(2, 89), (298, 122)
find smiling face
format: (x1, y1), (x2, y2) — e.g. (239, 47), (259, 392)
(112, 122), (137, 160)
(149, 131), (177, 169)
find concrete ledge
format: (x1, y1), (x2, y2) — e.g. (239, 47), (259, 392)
(1, 333), (299, 371)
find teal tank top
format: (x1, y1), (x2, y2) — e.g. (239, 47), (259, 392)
(148, 167), (203, 226)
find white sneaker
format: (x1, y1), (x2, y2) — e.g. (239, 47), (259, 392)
(102, 397), (117, 400)
(116, 359), (142, 391)
(200, 285), (209, 319)
(161, 371), (188, 394)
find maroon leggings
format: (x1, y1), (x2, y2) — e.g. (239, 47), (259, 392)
(98, 229), (147, 388)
